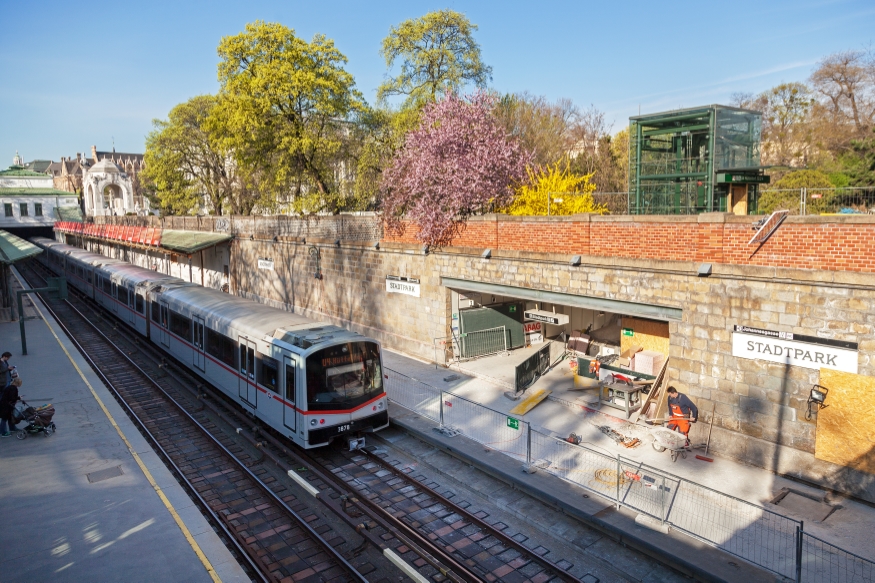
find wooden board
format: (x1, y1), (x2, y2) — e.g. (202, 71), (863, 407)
(621, 317), (669, 357)
(509, 388), (552, 415)
(815, 368), (875, 474)
(630, 357), (669, 424)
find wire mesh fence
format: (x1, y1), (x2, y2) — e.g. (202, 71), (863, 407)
(384, 368), (873, 580)
(800, 531), (875, 583)
(759, 186), (875, 216)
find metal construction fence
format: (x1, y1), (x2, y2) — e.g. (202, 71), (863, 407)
(758, 186), (875, 216)
(384, 368), (875, 582)
(432, 326), (508, 366)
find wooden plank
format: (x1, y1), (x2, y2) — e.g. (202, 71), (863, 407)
(509, 388), (552, 415)
(630, 357), (669, 424)
(815, 368), (875, 474)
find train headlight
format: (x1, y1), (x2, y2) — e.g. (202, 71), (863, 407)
(310, 419), (317, 426)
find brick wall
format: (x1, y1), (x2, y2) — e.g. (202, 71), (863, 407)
(383, 213), (875, 273)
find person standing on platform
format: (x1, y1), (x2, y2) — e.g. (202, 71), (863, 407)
(0, 378), (21, 436)
(666, 386), (698, 446)
(0, 352), (13, 388)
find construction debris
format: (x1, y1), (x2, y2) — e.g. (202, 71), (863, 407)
(597, 425), (640, 448)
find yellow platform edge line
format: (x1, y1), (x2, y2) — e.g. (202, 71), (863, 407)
(16, 270), (222, 583)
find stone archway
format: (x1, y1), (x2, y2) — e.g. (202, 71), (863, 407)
(104, 183), (125, 214)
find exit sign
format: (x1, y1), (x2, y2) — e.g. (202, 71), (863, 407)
(507, 417), (520, 430)
(622, 328), (634, 337)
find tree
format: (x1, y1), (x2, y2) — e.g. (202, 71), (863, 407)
(810, 49), (875, 139)
(143, 95), (240, 215)
(760, 83), (815, 167)
(493, 93), (578, 168)
(502, 158), (607, 216)
(759, 169), (832, 214)
(378, 10), (491, 106)
(214, 21), (367, 214)
(381, 92), (531, 246)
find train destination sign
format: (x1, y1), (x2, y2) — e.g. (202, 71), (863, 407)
(731, 325), (858, 373)
(386, 275), (420, 297)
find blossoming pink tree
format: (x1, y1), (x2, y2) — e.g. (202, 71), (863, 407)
(381, 92), (531, 247)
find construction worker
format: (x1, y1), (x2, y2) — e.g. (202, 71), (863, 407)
(666, 386), (698, 446)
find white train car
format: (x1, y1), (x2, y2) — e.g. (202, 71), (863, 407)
(31, 237), (389, 448)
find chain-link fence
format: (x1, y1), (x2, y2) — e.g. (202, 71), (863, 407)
(758, 186), (875, 216)
(384, 368), (875, 581)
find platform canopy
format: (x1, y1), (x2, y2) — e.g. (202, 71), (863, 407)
(0, 229), (43, 264)
(159, 229), (233, 254)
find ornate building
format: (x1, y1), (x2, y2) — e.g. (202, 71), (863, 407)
(83, 158), (148, 216)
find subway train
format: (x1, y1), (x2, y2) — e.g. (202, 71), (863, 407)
(31, 237), (389, 448)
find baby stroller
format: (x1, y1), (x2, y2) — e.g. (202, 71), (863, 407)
(13, 399), (56, 439)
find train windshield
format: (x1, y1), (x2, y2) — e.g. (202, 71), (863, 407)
(306, 341), (383, 411)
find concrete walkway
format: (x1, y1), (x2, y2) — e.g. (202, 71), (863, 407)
(0, 271), (247, 583)
(382, 348), (875, 573)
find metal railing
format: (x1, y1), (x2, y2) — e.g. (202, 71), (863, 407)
(384, 368), (875, 581)
(433, 326), (508, 366)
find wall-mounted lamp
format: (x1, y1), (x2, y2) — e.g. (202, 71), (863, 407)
(334, 239), (341, 247)
(698, 263), (713, 277)
(422, 245), (429, 255)
(273, 235), (279, 242)
(570, 255), (581, 266)
(806, 384), (829, 420)
(373, 241), (380, 250)
(481, 249), (492, 259)
(249, 234), (254, 241)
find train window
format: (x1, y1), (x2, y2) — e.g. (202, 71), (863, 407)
(102, 278), (111, 295)
(239, 344), (255, 380)
(117, 286), (129, 306)
(257, 356), (279, 393)
(169, 310), (191, 341)
(305, 342), (383, 411)
(87, 271), (92, 284)
(285, 363), (295, 402)
(135, 294), (144, 314)
(206, 330), (235, 368)
(151, 301), (161, 324)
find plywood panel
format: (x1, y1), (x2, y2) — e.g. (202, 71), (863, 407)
(815, 368), (875, 474)
(621, 317), (669, 357)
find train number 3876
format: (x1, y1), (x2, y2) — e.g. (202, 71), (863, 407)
(337, 424), (351, 433)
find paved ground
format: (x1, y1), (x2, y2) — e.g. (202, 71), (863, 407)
(382, 347), (875, 568)
(0, 272), (247, 583)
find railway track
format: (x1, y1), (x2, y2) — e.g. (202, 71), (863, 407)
(21, 258), (644, 582)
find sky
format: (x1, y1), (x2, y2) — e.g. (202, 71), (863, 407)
(1, 0), (873, 163)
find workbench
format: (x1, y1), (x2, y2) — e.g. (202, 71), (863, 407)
(598, 383), (644, 419)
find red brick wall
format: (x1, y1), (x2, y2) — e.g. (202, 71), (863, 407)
(383, 215), (875, 273)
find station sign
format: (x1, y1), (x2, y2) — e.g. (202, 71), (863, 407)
(386, 275), (420, 297)
(524, 310), (569, 325)
(257, 258), (274, 270)
(731, 325), (858, 373)
(717, 173), (771, 184)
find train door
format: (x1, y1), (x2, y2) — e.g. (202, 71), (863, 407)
(126, 287), (136, 326)
(282, 353), (297, 433)
(192, 316), (205, 372)
(110, 282), (119, 314)
(238, 337), (257, 407)
(159, 303), (170, 347)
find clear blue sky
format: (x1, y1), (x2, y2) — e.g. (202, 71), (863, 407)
(2, 0), (873, 162)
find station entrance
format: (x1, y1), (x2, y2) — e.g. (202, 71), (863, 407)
(439, 277), (679, 395)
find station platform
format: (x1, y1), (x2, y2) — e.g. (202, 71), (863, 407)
(0, 271), (247, 583)
(382, 348), (875, 581)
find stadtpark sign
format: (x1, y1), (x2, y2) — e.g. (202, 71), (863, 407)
(731, 325), (858, 373)
(385, 275), (420, 297)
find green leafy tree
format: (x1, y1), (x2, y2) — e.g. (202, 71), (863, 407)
(377, 10), (491, 106)
(759, 169), (832, 214)
(214, 21), (367, 214)
(143, 95), (240, 215)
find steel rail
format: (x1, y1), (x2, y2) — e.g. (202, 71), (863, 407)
(22, 265), (368, 583)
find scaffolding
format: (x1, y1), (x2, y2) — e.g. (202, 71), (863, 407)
(629, 105), (767, 215)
